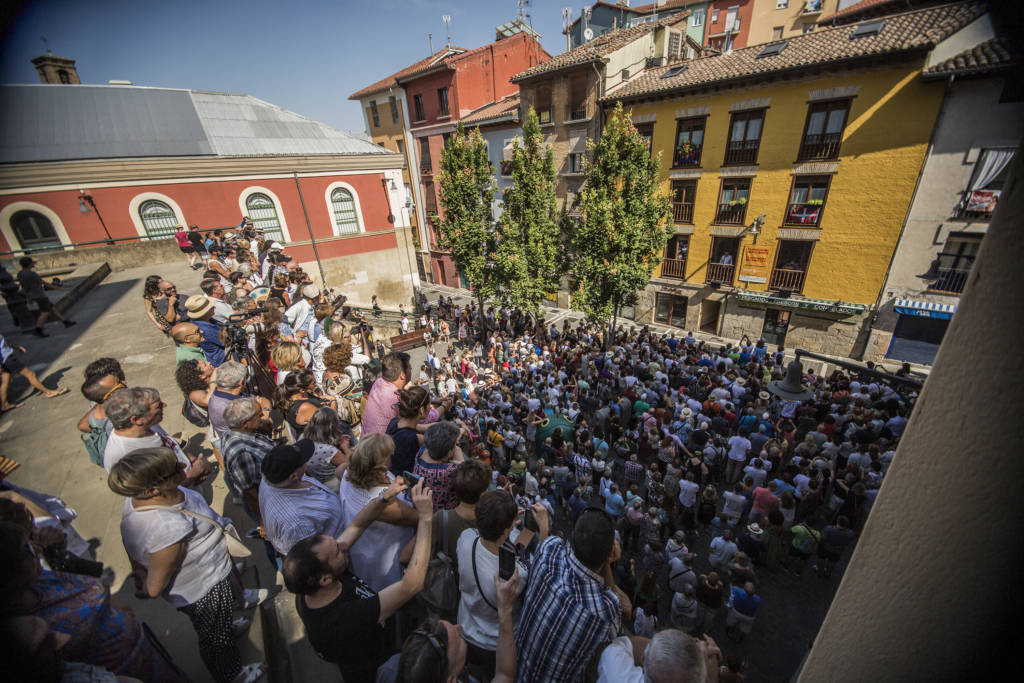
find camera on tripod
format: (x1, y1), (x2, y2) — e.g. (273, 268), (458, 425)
(225, 306), (270, 354)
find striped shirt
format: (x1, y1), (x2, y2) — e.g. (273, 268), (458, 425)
(573, 453), (592, 483)
(515, 536), (620, 683)
(258, 475), (344, 555)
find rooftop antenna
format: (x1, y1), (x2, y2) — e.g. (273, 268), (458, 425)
(442, 15), (452, 47)
(429, 33), (433, 54)
(40, 36), (51, 55)
(518, 0), (533, 26)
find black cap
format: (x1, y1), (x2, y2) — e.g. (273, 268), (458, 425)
(261, 439), (315, 484)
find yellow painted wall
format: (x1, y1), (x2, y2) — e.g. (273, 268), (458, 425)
(364, 99), (418, 235)
(629, 65), (944, 305)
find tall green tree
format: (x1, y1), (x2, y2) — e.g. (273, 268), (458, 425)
(436, 123), (498, 341)
(494, 108), (562, 317)
(564, 102), (672, 344)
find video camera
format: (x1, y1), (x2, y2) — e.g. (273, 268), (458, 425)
(224, 306), (270, 353)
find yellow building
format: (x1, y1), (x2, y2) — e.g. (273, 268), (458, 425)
(747, 0), (840, 46)
(603, 1), (986, 357)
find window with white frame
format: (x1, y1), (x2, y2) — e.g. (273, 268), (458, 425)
(330, 187), (360, 234)
(711, 8), (719, 23)
(691, 8), (705, 26)
(776, 0), (788, 8)
(138, 199), (178, 238)
(244, 193), (285, 241)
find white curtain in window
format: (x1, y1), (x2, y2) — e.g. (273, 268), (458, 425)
(970, 148), (1015, 192)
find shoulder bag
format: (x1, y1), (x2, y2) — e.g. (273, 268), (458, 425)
(134, 504), (251, 558)
(472, 535), (498, 611)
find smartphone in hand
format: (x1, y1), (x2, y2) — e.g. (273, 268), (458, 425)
(499, 545), (516, 581)
(523, 509), (539, 532)
(402, 471), (421, 489)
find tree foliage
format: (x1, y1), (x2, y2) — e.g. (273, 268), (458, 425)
(494, 108), (562, 316)
(564, 102), (672, 323)
(436, 123), (499, 298)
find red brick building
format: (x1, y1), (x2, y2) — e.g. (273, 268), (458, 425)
(0, 84), (419, 307)
(399, 32), (550, 286)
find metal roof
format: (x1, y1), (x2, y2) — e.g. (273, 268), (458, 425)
(0, 84), (393, 164)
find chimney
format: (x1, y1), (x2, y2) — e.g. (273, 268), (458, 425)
(31, 54), (80, 84)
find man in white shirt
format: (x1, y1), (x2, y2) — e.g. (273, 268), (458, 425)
(284, 284), (321, 341)
(743, 458), (770, 489)
(199, 278), (234, 324)
(709, 530), (739, 572)
(726, 429), (752, 483)
(103, 387), (209, 485)
(596, 629), (721, 683)
(721, 483), (747, 526)
(678, 473), (700, 520)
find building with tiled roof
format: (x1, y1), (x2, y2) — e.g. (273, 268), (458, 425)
(605, 1), (987, 102)
(590, 1), (1002, 359)
(922, 35), (1018, 77)
(350, 27), (549, 285)
(564, 1), (708, 51)
(817, 0), (950, 26)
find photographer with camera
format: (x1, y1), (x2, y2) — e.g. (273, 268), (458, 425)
(184, 295), (226, 367)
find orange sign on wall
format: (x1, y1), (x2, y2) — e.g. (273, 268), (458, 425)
(738, 245), (772, 284)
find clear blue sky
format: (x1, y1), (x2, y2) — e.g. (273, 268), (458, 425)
(0, 0), (576, 135)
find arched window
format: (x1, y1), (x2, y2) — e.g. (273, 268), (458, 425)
(245, 193), (285, 242)
(330, 187), (360, 234)
(138, 199), (178, 238)
(10, 210), (60, 251)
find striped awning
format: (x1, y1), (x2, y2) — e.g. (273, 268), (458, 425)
(894, 298), (957, 320)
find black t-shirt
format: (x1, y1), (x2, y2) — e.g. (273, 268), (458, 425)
(386, 416), (422, 476)
(296, 572), (389, 683)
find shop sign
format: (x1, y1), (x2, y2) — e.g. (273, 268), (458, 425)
(735, 290), (864, 316)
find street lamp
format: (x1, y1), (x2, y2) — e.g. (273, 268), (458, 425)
(78, 191), (115, 245)
(741, 212), (766, 244)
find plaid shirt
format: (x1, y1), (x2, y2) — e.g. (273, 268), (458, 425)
(624, 459), (645, 484)
(515, 536), (620, 683)
(220, 429), (274, 491)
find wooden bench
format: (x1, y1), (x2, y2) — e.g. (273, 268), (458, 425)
(389, 328), (429, 352)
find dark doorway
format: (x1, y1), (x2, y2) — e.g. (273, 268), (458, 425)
(762, 308), (790, 346)
(700, 298), (721, 334)
(655, 293), (687, 327)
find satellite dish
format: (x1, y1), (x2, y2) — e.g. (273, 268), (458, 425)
(584, 27), (594, 40)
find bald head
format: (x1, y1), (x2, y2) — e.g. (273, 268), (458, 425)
(171, 322), (200, 345)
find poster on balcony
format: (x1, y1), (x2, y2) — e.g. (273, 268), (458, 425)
(738, 245), (771, 284)
(965, 190), (999, 214)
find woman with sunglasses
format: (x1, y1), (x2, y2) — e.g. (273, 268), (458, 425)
(109, 447), (268, 683)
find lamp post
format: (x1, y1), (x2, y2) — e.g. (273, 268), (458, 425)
(742, 212), (766, 244)
(78, 191), (115, 245)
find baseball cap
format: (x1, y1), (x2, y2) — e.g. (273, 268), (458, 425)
(269, 241), (285, 251)
(261, 439), (315, 484)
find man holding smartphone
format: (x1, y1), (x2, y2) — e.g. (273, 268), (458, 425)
(456, 490), (546, 678)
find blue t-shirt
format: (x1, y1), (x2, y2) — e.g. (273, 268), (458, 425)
(604, 491), (625, 517)
(193, 319), (226, 367)
(731, 586), (760, 617)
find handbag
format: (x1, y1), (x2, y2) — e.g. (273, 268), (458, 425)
(134, 504), (252, 558)
(418, 510), (460, 615)
(181, 396), (210, 428)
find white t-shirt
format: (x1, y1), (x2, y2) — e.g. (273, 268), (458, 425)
(119, 487), (233, 607)
(722, 490), (746, 519)
(743, 465), (768, 488)
(456, 530), (526, 650)
(597, 636), (646, 683)
(678, 479), (700, 509)
(727, 435), (752, 462)
(104, 425), (191, 474)
(338, 471), (414, 593)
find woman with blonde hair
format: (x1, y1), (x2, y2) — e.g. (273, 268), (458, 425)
(337, 433), (419, 591)
(110, 447), (267, 683)
(270, 340), (303, 386)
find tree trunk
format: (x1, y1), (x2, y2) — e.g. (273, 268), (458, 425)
(606, 296), (619, 351)
(477, 290), (487, 344)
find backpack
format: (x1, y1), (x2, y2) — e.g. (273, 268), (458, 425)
(418, 510), (461, 617)
(795, 525), (821, 554)
(181, 397), (210, 428)
(81, 425), (108, 467)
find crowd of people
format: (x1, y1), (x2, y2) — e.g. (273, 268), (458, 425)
(0, 216), (917, 683)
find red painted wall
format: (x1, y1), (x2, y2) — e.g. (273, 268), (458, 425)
(406, 70), (456, 127)
(705, 0), (753, 50)
(0, 171), (399, 260)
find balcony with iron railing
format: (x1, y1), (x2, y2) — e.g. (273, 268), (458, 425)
(714, 202), (747, 225)
(797, 132), (842, 161)
(783, 202), (823, 227)
(723, 140), (760, 165)
(672, 202), (694, 223)
(705, 262), (735, 284)
(420, 160), (433, 174)
(567, 104), (588, 121)
(768, 267), (806, 293)
(661, 258), (687, 279)
(927, 268), (971, 294)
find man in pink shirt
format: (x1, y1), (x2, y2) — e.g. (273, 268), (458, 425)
(750, 480), (780, 524)
(361, 352), (412, 436)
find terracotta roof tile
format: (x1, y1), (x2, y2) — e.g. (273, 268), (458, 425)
(512, 13), (689, 82)
(461, 94), (521, 126)
(819, 0), (903, 24)
(924, 36), (1018, 76)
(349, 48), (467, 100)
(604, 1), (986, 102)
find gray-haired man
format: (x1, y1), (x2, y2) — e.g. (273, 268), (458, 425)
(221, 397), (275, 530)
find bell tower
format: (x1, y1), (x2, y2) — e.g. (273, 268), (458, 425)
(31, 53), (80, 84)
